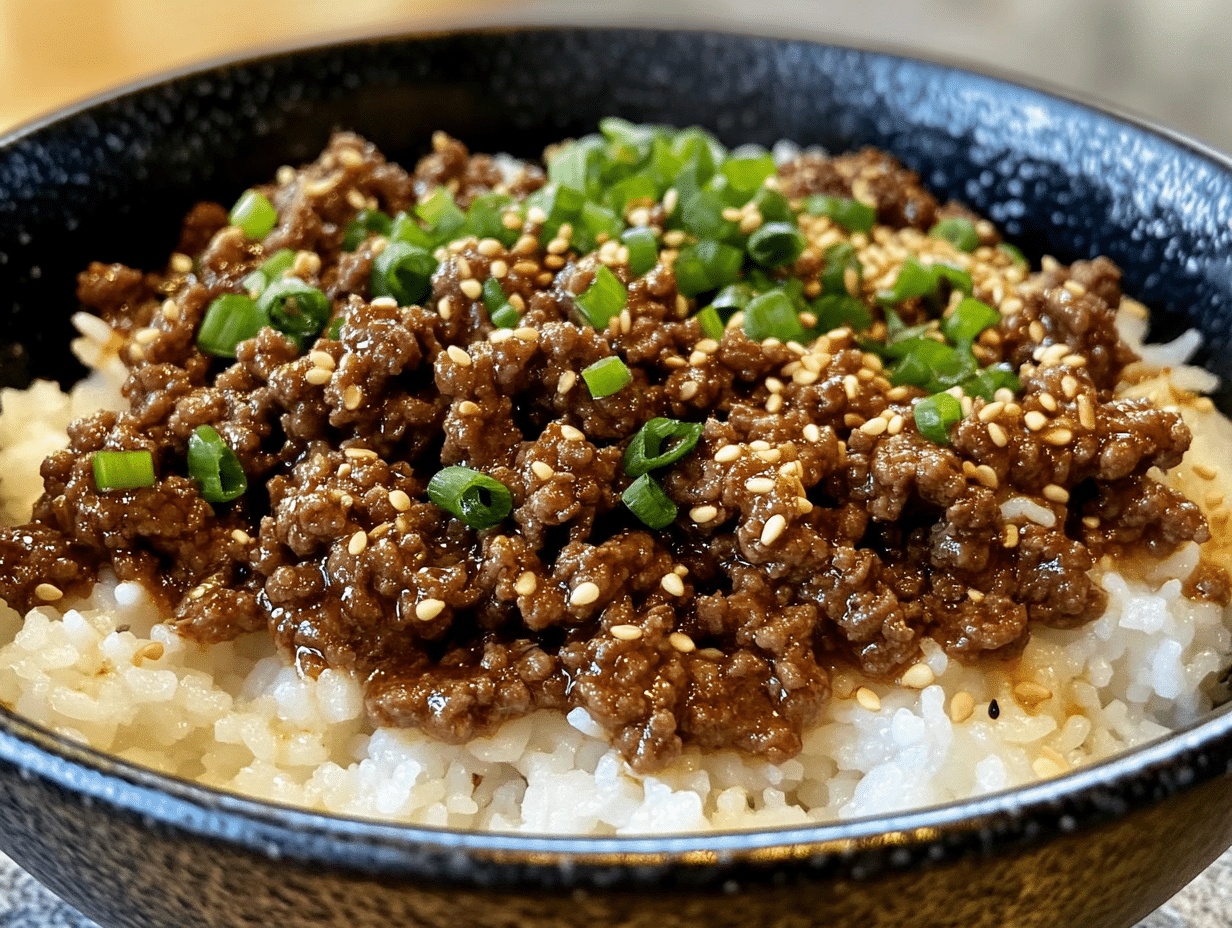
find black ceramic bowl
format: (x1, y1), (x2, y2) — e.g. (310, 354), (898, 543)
(3, 25), (1232, 928)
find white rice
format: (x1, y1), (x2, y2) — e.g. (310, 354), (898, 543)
(1, 309), (1229, 834)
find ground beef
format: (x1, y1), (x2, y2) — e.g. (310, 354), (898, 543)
(2, 129), (1225, 773)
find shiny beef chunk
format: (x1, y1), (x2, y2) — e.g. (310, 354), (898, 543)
(1, 130), (1225, 774)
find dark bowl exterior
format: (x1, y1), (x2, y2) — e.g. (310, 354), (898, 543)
(3, 26), (1232, 928)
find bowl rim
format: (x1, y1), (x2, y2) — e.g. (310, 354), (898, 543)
(3, 20), (1232, 871)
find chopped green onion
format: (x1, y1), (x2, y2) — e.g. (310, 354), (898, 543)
(913, 392), (964, 446)
(342, 209), (393, 251)
(389, 211), (433, 249)
(548, 136), (603, 191)
(811, 293), (872, 333)
(416, 188), (466, 242)
(427, 466), (513, 529)
(574, 201), (623, 254)
(582, 356), (633, 398)
(678, 189), (742, 245)
(747, 222), (806, 268)
(742, 290), (806, 343)
(229, 190), (277, 240)
(92, 450), (155, 491)
(575, 265), (628, 328)
(819, 242), (863, 296)
(327, 316), (345, 340)
(623, 418), (705, 477)
(622, 473), (677, 529)
(711, 283), (755, 316)
(481, 278), (506, 312)
(942, 297), (1001, 344)
(256, 278), (332, 346)
(694, 304), (726, 340)
(674, 240), (743, 297)
(489, 303), (520, 328)
(964, 363), (1021, 401)
(371, 241), (437, 306)
(196, 293), (266, 358)
(891, 340), (976, 393)
(750, 186), (794, 224)
(463, 192), (518, 247)
(998, 242), (1027, 268)
(242, 248), (296, 296)
(877, 256), (973, 304)
(802, 194), (876, 233)
(187, 425), (247, 503)
(621, 227), (659, 277)
(606, 174), (658, 217)
(930, 216), (980, 252)
(720, 149), (776, 195)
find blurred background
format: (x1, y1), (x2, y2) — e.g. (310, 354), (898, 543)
(2, 0), (1232, 154)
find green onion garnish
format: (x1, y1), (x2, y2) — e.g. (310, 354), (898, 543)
(674, 240), (743, 297)
(877, 256), (973, 304)
(802, 194), (876, 233)
(371, 241), (437, 307)
(229, 190), (277, 240)
(913, 392), (964, 446)
(819, 242), (863, 296)
(720, 149), (776, 194)
(187, 425), (248, 503)
(623, 417), (705, 477)
(694, 305), (726, 341)
(256, 278), (332, 346)
(575, 265), (628, 328)
(416, 187), (466, 242)
(92, 450), (155, 491)
(746, 222), (806, 268)
(582, 356), (633, 398)
(196, 293), (266, 358)
(241, 248), (296, 296)
(490, 303), (520, 328)
(342, 209), (393, 251)
(998, 242), (1027, 268)
(742, 290), (806, 343)
(942, 297), (1001, 344)
(964, 363), (1021, 401)
(481, 277), (507, 313)
(811, 293), (872, 332)
(621, 227), (659, 277)
(929, 217), (980, 252)
(622, 473), (677, 529)
(427, 466), (513, 530)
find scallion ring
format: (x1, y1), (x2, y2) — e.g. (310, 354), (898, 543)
(196, 293), (266, 358)
(427, 466), (513, 530)
(623, 417), (705, 477)
(622, 473), (677, 529)
(92, 450), (155, 491)
(913, 392), (964, 446)
(575, 265), (628, 328)
(582, 356), (633, 398)
(370, 241), (437, 307)
(187, 425), (248, 503)
(229, 190), (277, 240)
(746, 221), (806, 268)
(256, 278), (332, 345)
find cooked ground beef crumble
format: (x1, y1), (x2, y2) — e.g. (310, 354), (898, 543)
(2, 128), (1225, 773)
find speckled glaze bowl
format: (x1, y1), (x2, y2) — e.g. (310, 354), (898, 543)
(2, 25), (1232, 928)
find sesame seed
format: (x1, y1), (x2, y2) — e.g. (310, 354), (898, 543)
(987, 422), (1008, 447)
(1195, 463), (1219, 480)
(347, 531), (368, 556)
(681, 381), (701, 401)
(1039, 392), (1058, 412)
(1062, 353), (1087, 368)
(975, 464), (999, 488)
(344, 447), (378, 460)
(446, 345), (473, 366)
(860, 417), (888, 437)
(556, 371), (577, 395)
(745, 477), (776, 494)
(901, 663), (935, 688)
(1061, 375), (1079, 399)
(714, 444), (742, 463)
(515, 571), (537, 596)
(34, 583), (63, 602)
(669, 631), (696, 652)
(610, 624), (642, 641)
(967, 588), (985, 602)
(526, 205), (548, 225)
(949, 691), (975, 723)
(843, 375), (860, 400)
(514, 326), (539, 342)
(1042, 484), (1070, 504)
(457, 400), (480, 416)
(231, 529), (251, 544)
(689, 351), (708, 367)
(309, 350), (335, 370)
(1082, 515), (1101, 529)
(1014, 681), (1053, 705)
(134, 327), (160, 346)
(803, 423), (822, 443)
(161, 299), (181, 321)
(1063, 279), (1086, 297)
(661, 573), (686, 596)
(978, 401), (1005, 423)
(530, 461), (555, 480)
(383, 490), (411, 515)
(369, 522), (392, 539)
(696, 338), (719, 354)
(1043, 428), (1073, 446)
(793, 369), (819, 386)
(437, 297), (453, 319)
(305, 367), (332, 386)
(749, 440), (770, 451)
(754, 448), (782, 463)
(343, 385), (364, 410)
(855, 687), (881, 711)
(570, 581), (601, 607)
(886, 414), (904, 436)
(1077, 395), (1096, 430)
(1024, 410), (1048, 431)
(1003, 524), (1020, 548)
(1028, 320), (1046, 342)
(760, 514), (787, 546)
(459, 279), (483, 300)
(415, 599), (446, 621)
(560, 424), (585, 441)
(690, 504), (719, 523)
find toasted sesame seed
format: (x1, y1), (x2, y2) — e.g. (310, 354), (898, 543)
(347, 531), (368, 555)
(415, 599), (446, 621)
(987, 422), (1008, 447)
(1028, 320), (1046, 342)
(1014, 681), (1053, 705)
(34, 582), (63, 602)
(886, 414), (904, 436)
(749, 440), (770, 451)
(661, 573), (686, 596)
(570, 581), (601, 607)
(309, 350), (335, 370)
(342, 385), (364, 410)
(978, 401), (1005, 423)
(1024, 410), (1048, 431)
(1077, 395), (1096, 430)
(456, 400), (480, 417)
(436, 296), (454, 319)
(860, 417), (888, 437)
(1195, 463), (1219, 480)
(134, 326), (159, 346)
(514, 326), (539, 342)
(975, 464), (999, 488)
(1043, 428), (1073, 446)
(446, 345), (473, 367)
(745, 477), (776, 494)
(843, 375), (860, 400)
(803, 423), (822, 443)
(949, 691), (975, 723)
(715, 444), (742, 463)
(515, 571), (538, 596)
(1042, 484), (1070, 504)
(560, 424), (585, 441)
(305, 367), (332, 386)
(388, 489), (412, 512)
(530, 461), (555, 480)
(1039, 392), (1058, 412)
(968, 588), (985, 603)
(681, 381), (701, 401)
(901, 663), (935, 689)
(760, 514), (787, 546)
(754, 448), (782, 463)
(344, 447), (378, 460)
(669, 631), (696, 652)
(1062, 353), (1087, 367)
(369, 296), (397, 309)
(1063, 279), (1086, 297)
(458, 278), (483, 300)
(690, 504), (719, 523)
(231, 529), (251, 544)
(1003, 523), (1020, 548)
(610, 624), (642, 641)
(1082, 515), (1101, 529)
(1061, 375), (1079, 399)
(855, 687), (881, 711)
